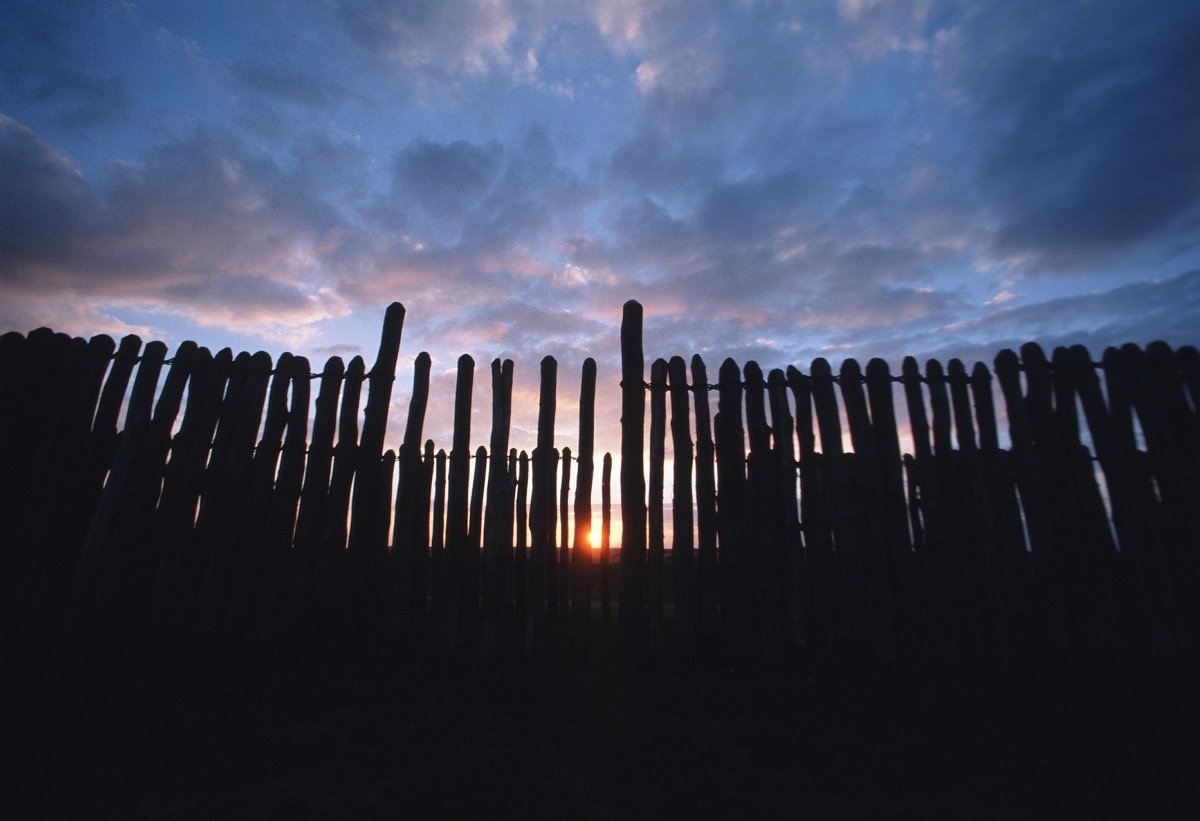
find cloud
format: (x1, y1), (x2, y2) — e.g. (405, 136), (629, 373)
(938, 0), (1200, 272)
(393, 138), (504, 220)
(330, 0), (519, 83)
(0, 6), (130, 128)
(0, 117), (348, 342)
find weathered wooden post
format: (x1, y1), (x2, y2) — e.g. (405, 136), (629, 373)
(466, 444), (487, 639)
(527, 356), (556, 656)
(393, 351), (431, 623)
(767, 368), (801, 651)
(744, 360), (778, 659)
(715, 357), (748, 657)
(559, 445), (572, 619)
(620, 301), (647, 648)
(668, 356), (695, 642)
(430, 448), (448, 619)
(811, 356), (865, 667)
(324, 355), (366, 556)
(348, 302), (405, 620)
(515, 450), (530, 628)
(572, 359), (597, 640)
(442, 354), (474, 651)
(600, 452), (613, 624)
(865, 358), (919, 665)
(259, 355), (311, 638)
(691, 356), (719, 643)
(293, 356), (344, 561)
(414, 439), (435, 619)
(483, 358), (514, 653)
(648, 358), (667, 646)
(789, 364), (832, 669)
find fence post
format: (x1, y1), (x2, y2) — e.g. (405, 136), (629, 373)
(620, 301), (646, 648)
(466, 443), (487, 642)
(528, 356), (556, 657)
(348, 302), (404, 623)
(767, 368), (801, 652)
(442, 354), (474, 652)
(483, 358), (514, 654)
(393, 351), (431, 624)
(600, 452), (612, 624)
(788, 364), (831, 668)
(668, 356), (695, 643)
(744, 361), (778, 659)
(691, 356), (719, 643)
(840, 358), (893, 665)
(648, 359), (667, 647)
(573, 358), (597, 642)
(559, 445), (571, 621)
(865, 358), (919, 665)
(430, 448), (448, 620)
(715, 358), (748, 658)
(515, 450), (530, 630)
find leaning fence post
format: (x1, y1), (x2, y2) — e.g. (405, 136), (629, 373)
(348, 302), (404, 620)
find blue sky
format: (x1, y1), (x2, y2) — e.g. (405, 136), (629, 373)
(2, 0), (1198, 454)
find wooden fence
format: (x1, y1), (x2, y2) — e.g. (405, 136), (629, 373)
(1, 300), (1198, 670)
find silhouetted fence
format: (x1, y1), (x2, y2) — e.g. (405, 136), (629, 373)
(1, 300), (1197, 670)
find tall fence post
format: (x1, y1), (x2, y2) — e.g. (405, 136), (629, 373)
(572, 359), (597, 642)
(620, 301), (647, 648)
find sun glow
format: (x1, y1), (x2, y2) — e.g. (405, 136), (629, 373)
(589, 529), (602, 549)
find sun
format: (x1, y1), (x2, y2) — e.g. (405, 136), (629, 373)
(589, 529), (602, 549)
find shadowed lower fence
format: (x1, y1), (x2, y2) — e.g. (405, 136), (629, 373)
(1, 300), (1198, 670)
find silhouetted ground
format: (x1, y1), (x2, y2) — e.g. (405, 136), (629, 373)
(3, 628), (1199, 818)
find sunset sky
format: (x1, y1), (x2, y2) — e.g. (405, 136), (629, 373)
(2, 0), (1198, 458)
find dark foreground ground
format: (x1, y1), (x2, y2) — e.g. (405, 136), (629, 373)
(3, 629), (1199, 819)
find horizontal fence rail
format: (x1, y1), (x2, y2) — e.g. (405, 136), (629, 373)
(1, 300), (1198, 671)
